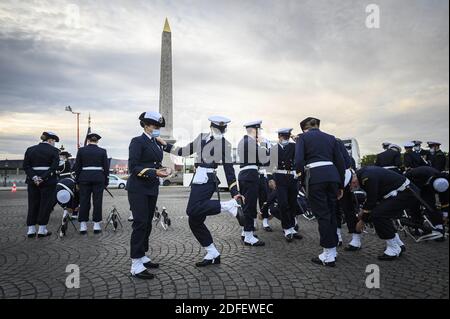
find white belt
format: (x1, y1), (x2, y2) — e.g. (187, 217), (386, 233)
(344, 169), (353, 187)
(59, 172), (72, 177)
(274, 169), (296, 175)
(305, 161), (333, 169)
(32, 167), (50, 170)
(241, 165), (258, 172)
(383, 166), (398, 170)
(383, 179), (411, 199)
(192, 167), (215, 185)
(82, 166), (103, 171)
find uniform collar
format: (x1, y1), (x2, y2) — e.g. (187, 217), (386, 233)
(143, 131), (154, 141)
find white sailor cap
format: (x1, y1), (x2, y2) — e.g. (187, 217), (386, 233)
(404, 142), (415, 148)
(243, 120), (263, 129)
(57, 189), (71, 204)
(42, 131), (60, 142)
(277, 128), (293, 135)
(208, 116), (231, 128)
(433, 178), (449, 193)
(427, 141), (441, 146)
(388, 144), (401, 152)
(139, 111), (166, 127)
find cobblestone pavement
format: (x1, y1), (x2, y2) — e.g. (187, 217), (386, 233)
(0, 188), (448, 299)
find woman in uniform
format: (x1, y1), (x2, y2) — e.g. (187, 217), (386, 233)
(23, 131), (60, 238)
(127, 111), (171, 280)
(73, 133), (109, 235)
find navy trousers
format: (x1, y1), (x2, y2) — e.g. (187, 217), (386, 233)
(239, 180), (259, 231)
(128, 192), (157, 259)
(27, 183), (56, 226)
(78, 182), (104, 222)
(308, 182), (339, 248)
(274, 174), (298, 230)
(258, 175), (269, 218)
(187, 181), (221, 247)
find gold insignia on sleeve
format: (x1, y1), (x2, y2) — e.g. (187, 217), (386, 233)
(362, 177), (369, 185)
(229, 181), (237, 189)
(138, 168), (151, 177)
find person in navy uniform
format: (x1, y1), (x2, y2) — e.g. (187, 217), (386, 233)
(158, 116), (245, 267)
(405, 166), (448, 240)
(55, 176), (80, 235)
(126, 111), (171, 280)
(350, 166), (419, 261)
(374, 142), (402, 174)
(270, 128), (303, 242)
(295, 117), (345, 267)
(427, 142), (447, 172)
(335, 138), (361, 251)
(237, 120), (270, 246)
(257, 136), (272, 232)
(413, 140), (431, 163)
(57, 150), (73, 179)
(73, 132), (109, 235)
(23, 131), (60, 238)
(404, 142), (428, 170)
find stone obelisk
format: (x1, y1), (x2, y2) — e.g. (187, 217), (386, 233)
(159, 18), (176, 168)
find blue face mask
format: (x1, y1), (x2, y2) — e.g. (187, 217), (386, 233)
(151, 129), (161, 138)
(280, 140), (289, 146)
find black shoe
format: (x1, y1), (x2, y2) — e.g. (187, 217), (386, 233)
(236, 207), (245, 227)
(293, 233), (303, 240)
(399, 245), (406, 255)
(338, 241), (343, 247)
(80, 230), (87, 235)
(344, 245), (361, 252)
(93, 229), (102, 234)
(294, 225), (299, 232)
(37, 232), (52, 238)
(133, 269), (155, 280)
(264, 226), (273, 232)
(311, 257), (336, 267)
(27, 233), (36, 238)
(143, 261), (160, 269)
(244, 240), (265, 247)
(285, 234), (294, 243)
(195, 256), (221, 267)
(378, 253), (398, 261)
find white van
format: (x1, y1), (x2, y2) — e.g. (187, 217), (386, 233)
(341, 138), (361, 169)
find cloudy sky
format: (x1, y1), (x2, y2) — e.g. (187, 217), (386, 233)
(0, 0), (448, 159)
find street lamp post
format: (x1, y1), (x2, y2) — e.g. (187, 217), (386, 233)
(65, 106), (81, 149)
(3, 159), (8, 187)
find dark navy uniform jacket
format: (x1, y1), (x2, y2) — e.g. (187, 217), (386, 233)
(166, 133), (239, 197)
(57, 160), (72, 178)
(404, 151), (428, 169)
(126, 133), (167, 196)
(375, 149), (401, 168)
(356, 166), (408, 210)
(73, 144), (109, 185)
(405, 166), (448, 189)
(269, 142), (296, 186)
(295, 128), (345, 187)
(430, 150), (447, 172)
(237, 135), (270, 182)
(23, 142), (60, 186)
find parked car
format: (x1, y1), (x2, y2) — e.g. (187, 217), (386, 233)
(162, 171), (184, 186)
(107, 174), (127, 189)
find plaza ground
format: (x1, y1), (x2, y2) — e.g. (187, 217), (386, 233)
(0, 188), (448, 299)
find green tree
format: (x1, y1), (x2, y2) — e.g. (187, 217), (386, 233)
(361, 154), (377, 167)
